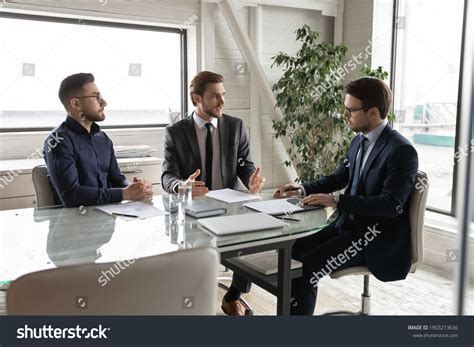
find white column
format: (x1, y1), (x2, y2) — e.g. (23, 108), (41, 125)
(249, 5), (262, 165)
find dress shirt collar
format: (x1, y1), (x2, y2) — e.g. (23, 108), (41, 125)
(192, 111), (218, 130)
(65, 116), (100, 135)
(363, 118), (388, 144)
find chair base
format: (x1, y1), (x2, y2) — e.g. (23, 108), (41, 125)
(323, 275), (371, 316)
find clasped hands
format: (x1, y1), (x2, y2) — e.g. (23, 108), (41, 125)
(123, 177), (153, 201)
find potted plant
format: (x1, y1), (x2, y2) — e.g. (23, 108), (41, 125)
(271, 25), (352, 182)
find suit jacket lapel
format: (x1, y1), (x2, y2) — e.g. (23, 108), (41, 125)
(359, 124), (391, 185)
(218, 115), (229, 187)
(184, 113), (202, 174)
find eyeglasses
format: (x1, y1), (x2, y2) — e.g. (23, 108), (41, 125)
(74, 94), (104, 103)
(344, 107), (366, 117)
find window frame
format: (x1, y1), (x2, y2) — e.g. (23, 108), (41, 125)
(0, 11), (188, 133)
(391, 0), (468, 216)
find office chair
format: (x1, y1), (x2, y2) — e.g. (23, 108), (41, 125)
(7, 246), (219, 315)
(31, 165), (56, 207)
(325, 171), (429, 315)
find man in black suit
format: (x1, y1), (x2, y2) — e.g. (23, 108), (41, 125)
(228, 77), (419, 315)
(161, 71), (264, 196)
(161, 71), (265, 315)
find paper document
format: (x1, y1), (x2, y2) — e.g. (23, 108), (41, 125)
(205, 188), (261, 204)
(244, 199), (304, 215)
(96, 201), (165, 221)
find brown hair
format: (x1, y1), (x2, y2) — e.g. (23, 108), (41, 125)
(345, 77), (393, 119)
(189, 71), (224, 106)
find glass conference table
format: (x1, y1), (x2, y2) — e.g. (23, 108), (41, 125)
(0, 191), (336, 315)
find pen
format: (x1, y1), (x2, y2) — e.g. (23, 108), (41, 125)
(275, 216), (300, 222)
(112, 212), (138, 218)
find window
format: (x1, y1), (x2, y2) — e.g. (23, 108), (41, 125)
(392, 0), (466, 214)
(0, 13), (186, 131)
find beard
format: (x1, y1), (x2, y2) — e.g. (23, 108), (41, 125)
(202, 104), (223, 119)
(82, 109), (105, 122)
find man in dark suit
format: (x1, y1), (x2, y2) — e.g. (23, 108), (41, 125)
(227, 77), (419, 315)
(161, 71), (265, 196)
(161, 71), (265, 315)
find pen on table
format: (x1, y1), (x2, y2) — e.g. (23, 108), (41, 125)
(112, 212), (138, 218)
(275, 216), (300, 222)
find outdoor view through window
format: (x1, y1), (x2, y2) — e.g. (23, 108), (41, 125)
(0, 16), (183, 129)
(393, 0), (464, 212)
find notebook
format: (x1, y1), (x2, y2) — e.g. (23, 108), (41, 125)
(185, 199), (227, 219)
(198, 213), (287, 236)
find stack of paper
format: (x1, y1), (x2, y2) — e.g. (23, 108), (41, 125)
(114, 145), (156, 158)
(205, 188), (261, 203)
(237, 251), (302, 275)
(244, 198), (323, 215)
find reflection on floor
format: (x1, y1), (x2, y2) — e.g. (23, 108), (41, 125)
(1, 264), (472, 315)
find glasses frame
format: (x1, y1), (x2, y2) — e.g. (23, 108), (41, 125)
(73, 94), (104, 103)
(344, 107), (367, 117)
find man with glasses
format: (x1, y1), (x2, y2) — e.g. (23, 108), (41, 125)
(44, 72), (153, 207)
(227, 77), (419, 315)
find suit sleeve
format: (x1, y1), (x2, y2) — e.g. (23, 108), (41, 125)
(337, 144), (418, 218)
(236, 120), (256, 188)
(44, 133), (123, 207)
(161, 126), (183, 193)
(302, 157), (351, 194)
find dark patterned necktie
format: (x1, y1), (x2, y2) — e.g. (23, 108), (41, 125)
(205, 123), (213, 190)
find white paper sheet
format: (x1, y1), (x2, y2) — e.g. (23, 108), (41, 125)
(244, 199), (304, 215)
(205, 188), (261, 204)
(96, 201), (165, 221)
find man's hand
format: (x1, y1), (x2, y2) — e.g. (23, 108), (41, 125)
(186, 169), (209, 197)
(302, 193), (336, 207)
(273, 183), (300, 198)
(123, 177), (153, 201)
(249, 167), (265, 193)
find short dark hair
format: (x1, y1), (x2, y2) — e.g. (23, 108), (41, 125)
(189, 71), (224, 106)
(345, 77), (392, 119)
(58, 73), (95, 109)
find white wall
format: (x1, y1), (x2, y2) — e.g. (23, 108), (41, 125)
(342, 0), (374, 82)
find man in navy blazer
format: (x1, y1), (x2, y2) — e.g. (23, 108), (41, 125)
(225, 77), (419, 315)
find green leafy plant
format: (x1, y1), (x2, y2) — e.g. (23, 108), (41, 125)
(271, 25), (353, 183)
(359, 65), (396, 123)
